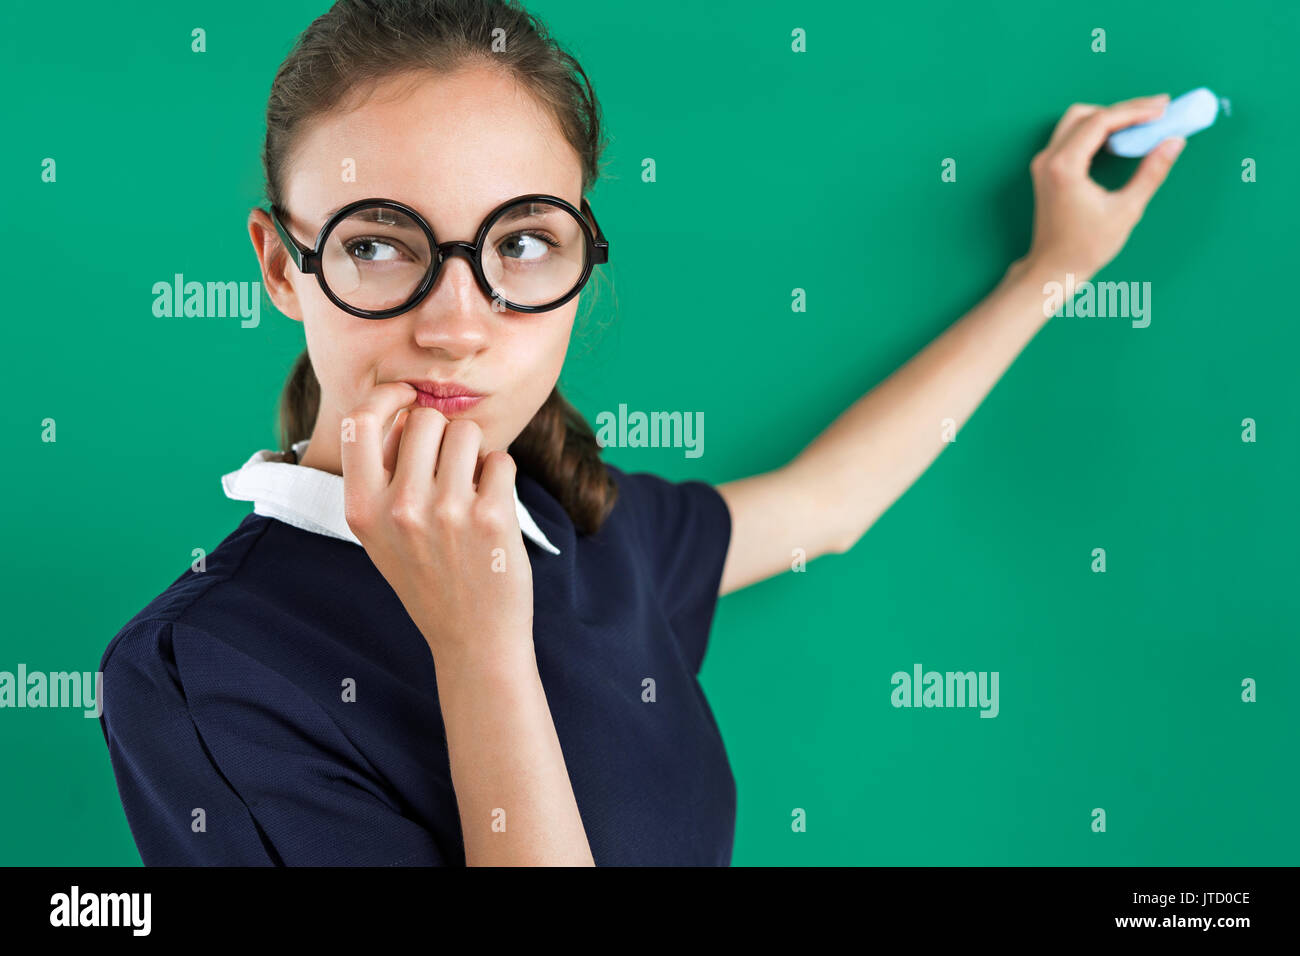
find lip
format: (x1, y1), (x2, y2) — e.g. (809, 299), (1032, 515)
(402, 379), (485, 414)
(404, 379), (484, 398)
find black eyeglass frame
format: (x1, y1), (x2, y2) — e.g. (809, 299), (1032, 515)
(269, 194), (610, 318)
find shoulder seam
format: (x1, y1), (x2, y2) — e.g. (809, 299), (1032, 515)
(100, 515), (276, 674)
(180, 513), (276, 622)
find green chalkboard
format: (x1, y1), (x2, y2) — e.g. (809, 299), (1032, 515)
(1, 0), (1295, 866)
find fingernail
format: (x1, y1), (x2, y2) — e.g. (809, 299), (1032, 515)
(1163, 136), (1186, 156)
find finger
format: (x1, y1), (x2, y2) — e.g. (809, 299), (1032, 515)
(477, 450), (519, 516)
(391, 406), (449, 494)
(381, 407), (411, 480)
(1119, 135), (1184, 211)
(1047, 103), (1102, 149)
(1056, 94), (1170, 174)
(340, 382), (420, 505)
(432, 419), (485, 504)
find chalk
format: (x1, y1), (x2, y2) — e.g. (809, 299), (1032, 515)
(1105, 87), (1220, 157)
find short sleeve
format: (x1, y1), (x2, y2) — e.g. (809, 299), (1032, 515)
(99, 619), (446, 866)
(610, 467), (734, 675)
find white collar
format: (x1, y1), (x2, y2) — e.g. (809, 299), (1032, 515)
(220, 439), (562, 556)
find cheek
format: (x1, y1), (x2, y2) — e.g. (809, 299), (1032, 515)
(488, 310), (574, 441)
(300, 305), (392, 396)
(503, 309), (574, 388)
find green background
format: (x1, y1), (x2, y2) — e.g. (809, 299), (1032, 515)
(2, 0), (1296, 865)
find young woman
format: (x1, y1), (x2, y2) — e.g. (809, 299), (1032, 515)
(98, 0), (1183, 866)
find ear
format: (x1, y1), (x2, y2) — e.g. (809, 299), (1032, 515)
(248, 208), (305, 322)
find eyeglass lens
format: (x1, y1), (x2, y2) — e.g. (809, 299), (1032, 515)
(319, 199), (589, 312)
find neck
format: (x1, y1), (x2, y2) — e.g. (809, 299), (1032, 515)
(296, 415), (343, 476)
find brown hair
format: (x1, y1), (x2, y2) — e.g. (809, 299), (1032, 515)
(263, 0), (617, 534)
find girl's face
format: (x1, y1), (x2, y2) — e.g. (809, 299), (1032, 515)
(248, 65), (585, 470)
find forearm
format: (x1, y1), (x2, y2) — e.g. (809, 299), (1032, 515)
(788, 256), (1058, 551)
(430, 637), (594, 866)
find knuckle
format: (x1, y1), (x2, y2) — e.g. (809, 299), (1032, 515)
(1044, 155), (1071, 178)
(388, 496), (424, 529)
(343, 494), (372, 532)
(347, 408), (381, 434)
(446, 417), (482, 438)
(485, 449), (515, 471)
(472, 496), (513, 529)
(407, 406), (447, 426)
(429, 497), (468, 529)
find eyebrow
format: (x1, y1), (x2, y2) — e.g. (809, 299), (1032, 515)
(494, 201), (561, 225)
(318, 198), (561, 228)
(352, 207), (410, 226)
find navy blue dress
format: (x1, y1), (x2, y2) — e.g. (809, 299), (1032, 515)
(98, 462), (736, 865)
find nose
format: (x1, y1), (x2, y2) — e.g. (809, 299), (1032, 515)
(409, 246), (492, 354)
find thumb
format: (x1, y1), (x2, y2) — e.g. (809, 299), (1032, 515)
(1120, 136), (1184, 213)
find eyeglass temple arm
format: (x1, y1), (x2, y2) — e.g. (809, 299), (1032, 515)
(582, 199), (610, 264)
(270, 206), (319, 274)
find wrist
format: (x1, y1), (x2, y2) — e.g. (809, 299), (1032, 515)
(991, 257), (1068, 330)
(428, 630), (538, 681)
(1007, 255), (1096, 291)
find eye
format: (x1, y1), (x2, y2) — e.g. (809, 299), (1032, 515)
(498, 231), (558, 261)
(343, 237), (405, 262)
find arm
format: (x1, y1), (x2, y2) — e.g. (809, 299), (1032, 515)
(717, 95), (1185, 597)
(344, 388), (594, 866)
(428, 639), (594, 867)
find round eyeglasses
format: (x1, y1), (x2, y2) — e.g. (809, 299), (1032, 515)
(269, 194), (610, 318)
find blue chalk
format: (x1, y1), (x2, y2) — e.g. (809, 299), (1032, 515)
(1105, 87), (1220, 157)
